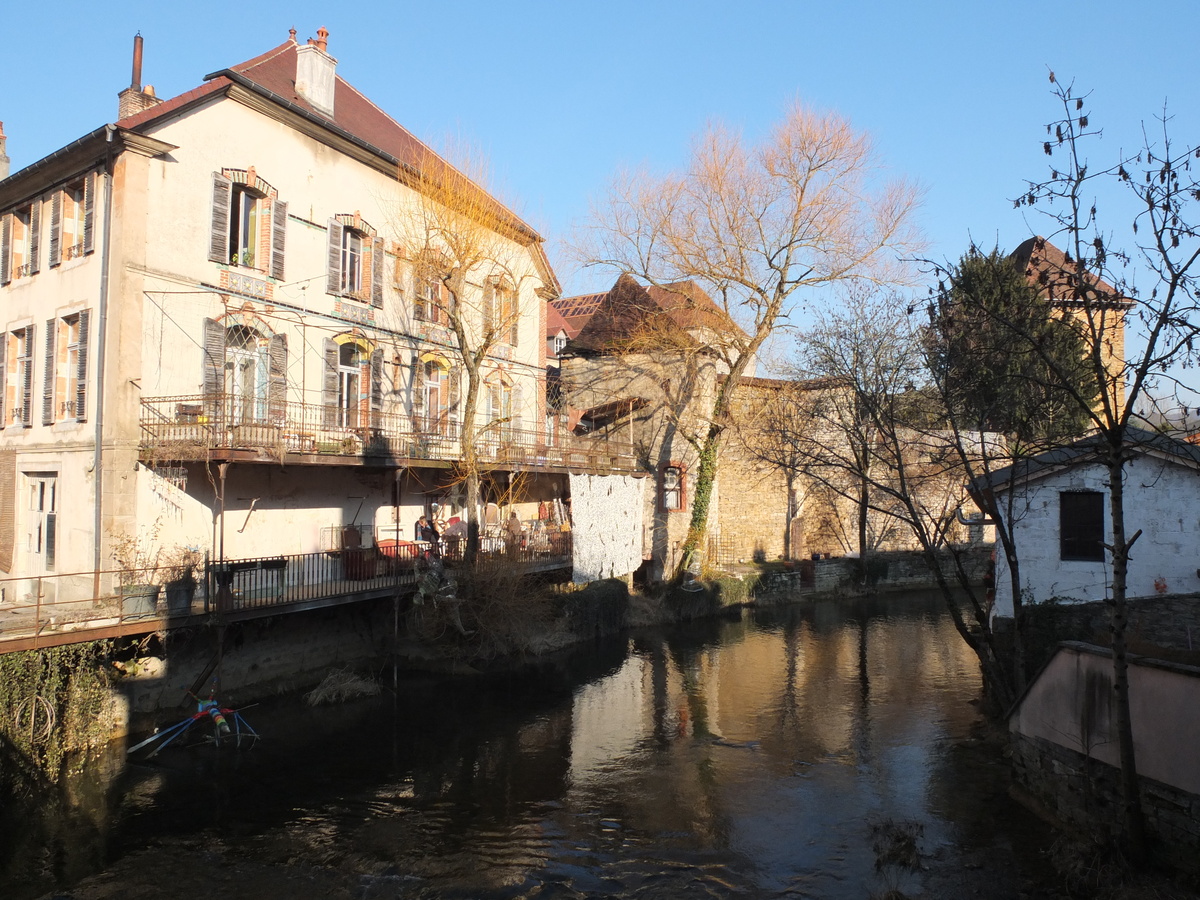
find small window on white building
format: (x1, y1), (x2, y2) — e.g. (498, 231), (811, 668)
(1, 201), (40, 285)
(1060, 490), (1105, 561)
(327, 214), (383, 307)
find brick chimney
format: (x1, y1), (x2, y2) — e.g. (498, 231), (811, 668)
(0, 122), (9, 181)
(295, 27), (336, 118)
(118, 33), (163, 120)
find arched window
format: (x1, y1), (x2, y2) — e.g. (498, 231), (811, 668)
(412, 354), (459, 437)
(201, 317), (287, 423)
(322, 335), (382, 429)
(225, 324), (269, 424)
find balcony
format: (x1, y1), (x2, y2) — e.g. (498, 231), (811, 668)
(139, 394), (643, 474)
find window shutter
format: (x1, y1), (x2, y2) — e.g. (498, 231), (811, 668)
(510, 300), (519, 347)
(326, 219), (343, 295)
(0, 449), (14, 571)
(370, 349), (383, 424)
(0, 215), (10, 286)
(75, 309), (90, 422)
(42, 319), (55, 425)
(371, 239), (384, 307)
(321, 340), (339, 428)
(82, 172), (96, 256)
(270, 200), (287, 281)
(28, 201), (40, 275)
(411, 358), (425, 424)
(0, 332), (6, 425)
(208, 172), (233, 264)
(21, 324), (35, 426)
(512, 382), (523, 437)
(448, 368), (460, 438)
(49, 192), (62, 268)
(202, 317), (225, 419)
(483, 283), (494, 335)
(268, 333), (287, 423)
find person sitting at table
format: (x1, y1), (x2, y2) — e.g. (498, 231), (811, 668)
(415, 515), (440, 555)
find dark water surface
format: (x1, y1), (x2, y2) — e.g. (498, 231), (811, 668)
(2, 591), (1062, 899)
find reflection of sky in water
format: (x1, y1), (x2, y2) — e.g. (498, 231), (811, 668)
(5, 591), (1047, 900)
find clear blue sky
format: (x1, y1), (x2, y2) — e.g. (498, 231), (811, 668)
(5, 0), (1197, 307)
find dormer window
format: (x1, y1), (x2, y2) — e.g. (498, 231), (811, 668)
(209, 169), (287, 279)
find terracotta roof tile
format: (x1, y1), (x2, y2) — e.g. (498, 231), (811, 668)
(115, 78), (230, 129)
(1011, 236), (1131, 308)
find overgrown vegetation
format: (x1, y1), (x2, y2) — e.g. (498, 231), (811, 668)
(0, 642), (116, 781)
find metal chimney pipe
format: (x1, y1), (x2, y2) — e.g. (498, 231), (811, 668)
(132, 33), (143, 91)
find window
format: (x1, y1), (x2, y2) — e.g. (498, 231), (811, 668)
(661, 465), (685, 512)
(208, 170), (287, 279)
(43, 311), (91, 424)
(49, 174), (94, 267)
(485, 280), (518, 346)
(414, 272), (451, 325)
(412, 357), (458, 436)
(1, 325), (36, 427)
(1, 201), (40, 285)
(202, 318), (287, 423)
(327, 215), (383, 306)
(322, 337), (382, 430)
(26, 473), (56, 573)
(1060, 490), (1105, 561)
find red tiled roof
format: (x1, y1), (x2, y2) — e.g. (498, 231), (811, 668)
(114, 34), (542, 245)
(546, 304), (568, 338)
(550, 292), (607, 339)
(1011, 236), (1131, 308)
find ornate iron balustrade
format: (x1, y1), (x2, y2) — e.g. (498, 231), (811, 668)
(139, 394), (643, 473)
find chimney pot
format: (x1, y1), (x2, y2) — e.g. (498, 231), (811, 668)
(289, 27), (297, 42)
(132, 33), (143, 91)
(316, 27), (329, 53)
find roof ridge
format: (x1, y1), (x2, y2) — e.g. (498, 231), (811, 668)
(225, 39), (297, 77)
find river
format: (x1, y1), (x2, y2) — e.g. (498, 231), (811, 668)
(2, 590), (1064, 899)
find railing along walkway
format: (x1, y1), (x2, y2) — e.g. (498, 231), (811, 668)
(0, 536), (572, 653)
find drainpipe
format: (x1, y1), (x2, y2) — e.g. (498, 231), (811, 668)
(91, 127), (117, 597)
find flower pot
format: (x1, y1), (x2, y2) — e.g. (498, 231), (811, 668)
(121, 584), (161, 619)
(163, 578), (196, 615)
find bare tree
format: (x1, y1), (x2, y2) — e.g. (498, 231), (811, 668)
(1002, 76), (1200, 858)
(582, 104), (921, 578)
(394, 147), (553, 563)
(783, 291), (1021, 708)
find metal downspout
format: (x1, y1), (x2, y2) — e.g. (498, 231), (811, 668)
(91, 127), (116, 597)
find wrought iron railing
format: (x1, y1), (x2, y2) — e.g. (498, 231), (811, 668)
(139, 393), (642, 473)
(0, 535), (574, 651)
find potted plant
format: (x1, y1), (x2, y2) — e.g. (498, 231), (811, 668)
(161, 546), (202, 615)
(111, 530), (162, 619)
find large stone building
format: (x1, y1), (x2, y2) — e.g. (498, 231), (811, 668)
(0, 29), (635, 609)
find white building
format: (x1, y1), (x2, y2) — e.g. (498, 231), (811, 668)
(0, 29), (637, 615)
(985, 428), (1200, 618)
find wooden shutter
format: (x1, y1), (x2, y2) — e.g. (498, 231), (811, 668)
(370, 349), (383, 425)
(483, 283), (494, 335)
(0, 449), (15, 571)
(322, 340), (339, 428)
(75, 309), (90, 422)
(512, 382), (523, 437)
(371, 239), (384, 307)
(42, 319), (55, 425)
(448, 368), (461, 438)
(268, 333), (287, 423)
(202, 318), (225, 419)
(82, 172), (96, 256)
(49, 191), (62, 268)
(0, 215), (10, 286)
(21, 324), (34, 426)
(208, 172), (233, 263)
(270, 200), (287, 281)
(509, 289), (519, 347)
(411, 358), (425, 425)
(28, 201), (40, 275)
(326, 219), (343, 295)
(0, 332), (7, 425)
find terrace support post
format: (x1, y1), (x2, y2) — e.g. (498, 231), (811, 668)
(217, 461), (230, 564)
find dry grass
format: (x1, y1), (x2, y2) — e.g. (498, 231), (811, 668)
(1048, 836), (1200, 899)
(303, 668), (382, 706)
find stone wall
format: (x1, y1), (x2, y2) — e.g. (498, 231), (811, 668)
(1011, 732), (1200, 873)
(1004, 593), (1200, 677)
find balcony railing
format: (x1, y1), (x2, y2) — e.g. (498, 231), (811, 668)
(139, 393), (642, 473)
(0, 535), (574, 652)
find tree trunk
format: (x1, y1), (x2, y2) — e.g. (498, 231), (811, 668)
(675, 428), (721, 579)
(1106, 446), (1148, 861)
(461, 368), (482, 566)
